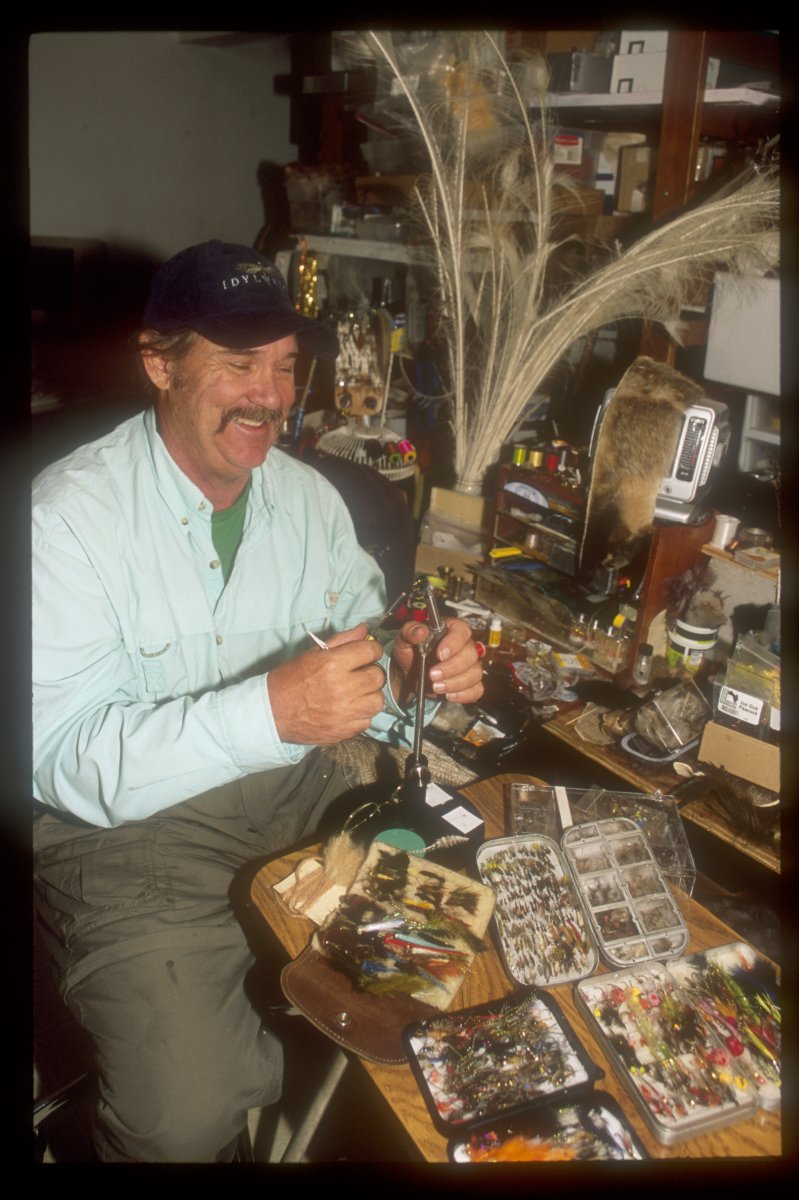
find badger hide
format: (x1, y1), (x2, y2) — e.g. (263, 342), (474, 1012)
(578, 356), (706, 578)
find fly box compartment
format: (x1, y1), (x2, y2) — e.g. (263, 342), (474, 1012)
(404, 989), (604, 1141)
(476, 835), (599, 987)
(562, 817), (689, 967)
(575, 958), (760, 1143)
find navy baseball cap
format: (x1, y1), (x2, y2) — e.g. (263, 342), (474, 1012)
(142, 240), (339, 360)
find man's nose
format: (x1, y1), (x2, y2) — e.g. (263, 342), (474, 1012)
(245, 369), (286, 409)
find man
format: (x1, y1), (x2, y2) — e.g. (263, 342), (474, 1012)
(32, 240), (483, 1161)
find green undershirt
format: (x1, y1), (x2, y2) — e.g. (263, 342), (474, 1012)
(211, 479), (251, 583)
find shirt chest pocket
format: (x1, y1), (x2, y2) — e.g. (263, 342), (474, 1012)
(134, 616), (192, 700)
(138, 639), (174, 695)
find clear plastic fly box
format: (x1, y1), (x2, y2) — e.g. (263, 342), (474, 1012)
(567, 786), (696, 896)
(574, 940), (779, 1143)
(477, 820), (689, 982)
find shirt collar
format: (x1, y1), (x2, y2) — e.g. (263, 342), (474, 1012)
(143, 407), (272, 519)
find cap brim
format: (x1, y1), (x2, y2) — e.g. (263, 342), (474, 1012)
(194, 312), (339, 360)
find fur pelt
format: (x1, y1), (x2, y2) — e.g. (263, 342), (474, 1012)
(579, 356), (706, 576)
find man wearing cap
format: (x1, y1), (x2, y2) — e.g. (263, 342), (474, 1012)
(32, 241), (483, 1161)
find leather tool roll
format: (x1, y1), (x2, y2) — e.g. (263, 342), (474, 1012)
(281, 840), (495, 1064)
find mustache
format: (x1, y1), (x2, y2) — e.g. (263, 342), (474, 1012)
(218, 406), (284, 433)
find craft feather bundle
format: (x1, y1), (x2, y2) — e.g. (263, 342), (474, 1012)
(350, 30), (780, 492)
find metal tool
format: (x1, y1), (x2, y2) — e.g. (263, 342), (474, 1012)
(404, 584), (448, 804)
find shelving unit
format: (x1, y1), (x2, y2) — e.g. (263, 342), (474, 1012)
(485, 462), (715, 678)
(549, 85), (778, 118)
(289, 233), (424, 266)
(738, 395), (781, 474)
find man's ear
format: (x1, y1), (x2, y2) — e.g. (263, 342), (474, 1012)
(138, 332), (172, 392)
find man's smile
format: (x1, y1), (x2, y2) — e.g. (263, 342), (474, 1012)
(220, 407), (283, 433)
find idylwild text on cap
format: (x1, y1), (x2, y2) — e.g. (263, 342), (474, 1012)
(143, 240), (339, 360)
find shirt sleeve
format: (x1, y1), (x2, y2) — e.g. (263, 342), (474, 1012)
(32, 506), (308, 828)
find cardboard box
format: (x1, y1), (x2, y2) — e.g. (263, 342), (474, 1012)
(615, 144), (655, 213)
(428, 486), (489, 534)
(698, 720), (780, 793)
(547, 52), (612, 93)
(414, 541), (482, 582)
(704, 273), (780, 396)
(618, 30), (669, 55)
(611, 50), (667, 95)
(507, 31), (599, 56)
(552, 129), (607, 185)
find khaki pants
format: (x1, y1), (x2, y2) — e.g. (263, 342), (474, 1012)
(34, 752), (351, 1162)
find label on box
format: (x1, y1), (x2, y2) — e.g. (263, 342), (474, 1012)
(552, 652), (594, 675)
(717, 685), (764, 726)
(553, 133), (583, 165)
(441, 805), (484, 835)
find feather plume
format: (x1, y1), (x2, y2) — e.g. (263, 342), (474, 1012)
(352, 31), (780, 491)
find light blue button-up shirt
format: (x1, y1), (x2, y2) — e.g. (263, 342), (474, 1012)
(33, 408), (421, 827)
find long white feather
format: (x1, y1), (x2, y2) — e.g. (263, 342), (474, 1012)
(354, 31), (779, 489)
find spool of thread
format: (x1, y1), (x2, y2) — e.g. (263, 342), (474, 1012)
(398, 438), (416, 463)
(528, 447), (544, 469)
(512, 444), (527, 466)
(710, 513), (740, 549)
(545, 449), (559, 473)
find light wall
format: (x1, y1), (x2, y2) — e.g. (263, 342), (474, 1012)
(28, 31), (294, 263)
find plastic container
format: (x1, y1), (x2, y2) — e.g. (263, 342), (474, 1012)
(632, 642), (653, 687)
(666, 621), (719, 673)
(404, 989), (603, 1136)
(634, 679), (710, 754)
(561, 817), (689, 966)
(448, 1091), (648, 1162)
(506, 781), (559, 840)
(567, 787), (696, 895)
(575, 955), (762, 1143)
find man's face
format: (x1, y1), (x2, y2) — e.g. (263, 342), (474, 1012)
(152, 333), (298, 500)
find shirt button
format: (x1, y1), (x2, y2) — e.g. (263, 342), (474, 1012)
(180, 517), (189, 526)
(210, 559), (221, 570)
(216, 634), (224, 645)
(199, 502), (207, 512)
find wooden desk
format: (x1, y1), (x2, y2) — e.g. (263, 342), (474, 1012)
(250, 772), (781, 1162)
(543, 706), (780, 875)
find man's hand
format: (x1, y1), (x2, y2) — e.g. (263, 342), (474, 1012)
(267, 624), (385, 744)
(390, 617), (484, 707)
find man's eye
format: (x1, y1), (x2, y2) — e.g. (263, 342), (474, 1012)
(229, 362), (249, 373)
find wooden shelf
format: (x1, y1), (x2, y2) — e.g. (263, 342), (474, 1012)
(549, 86), (778, 112)
(293, 232), (425, 265)
(701, 543), (779, 582)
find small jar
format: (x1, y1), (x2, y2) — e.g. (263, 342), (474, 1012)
(632, 642), (653, 687)
(488, 615), (503, 650)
